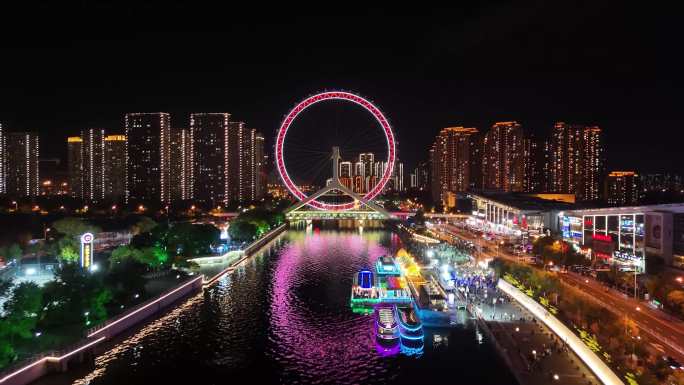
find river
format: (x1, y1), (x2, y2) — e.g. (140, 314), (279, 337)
(36, 226), (515, 385)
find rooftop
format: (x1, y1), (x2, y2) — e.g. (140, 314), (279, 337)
(469, 192), (578, 212)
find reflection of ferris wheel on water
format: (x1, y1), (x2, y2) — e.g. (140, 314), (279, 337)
(276, 91), (396, 212)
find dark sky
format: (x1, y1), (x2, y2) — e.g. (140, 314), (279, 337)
(1, 2), (682, 175)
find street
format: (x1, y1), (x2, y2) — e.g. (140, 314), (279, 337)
(432, 222), (684, 363)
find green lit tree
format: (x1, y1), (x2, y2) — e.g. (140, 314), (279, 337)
(58, 245), (79, 264)
(2, 282), (43, 341)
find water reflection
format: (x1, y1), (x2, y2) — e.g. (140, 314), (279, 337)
(35, 228), (514, 385)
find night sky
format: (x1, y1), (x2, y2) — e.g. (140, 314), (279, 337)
(1, 2), (681, 175)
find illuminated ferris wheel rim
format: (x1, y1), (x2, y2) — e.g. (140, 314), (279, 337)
(275, 91), (396, 211)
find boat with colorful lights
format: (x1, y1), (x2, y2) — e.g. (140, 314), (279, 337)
(374, 304), (399, 343)
(395, 303), (424, 346)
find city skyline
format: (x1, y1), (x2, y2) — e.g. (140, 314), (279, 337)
(0, 4), (682, 176)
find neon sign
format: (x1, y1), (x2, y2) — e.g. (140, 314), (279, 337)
(80, 232), (94, 269)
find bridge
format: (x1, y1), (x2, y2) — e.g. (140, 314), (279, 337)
(285, 147), (395, 221)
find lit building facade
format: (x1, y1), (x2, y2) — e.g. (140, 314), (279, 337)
(605, 171), (639, 206)
(410, 161), (429, 191)
(339, 161), (353, 190)
(169, 128), (192, 202)
(82, 128), (106, 202)
(560, 204), (684, 273)
(469, 192), (571, 238)
(5, 132), (40, 197)
(67, 136), (83, 199)
(227, 121), (256, 202)
(104, 135), (126, 201)
(549, 122), (603, 201)
(191, 113), (230, 205)
(482, 122), (524, 192)
(430, 127), (478, 206)
(125, 113), (171, 204)
(255, 132), (266, 200)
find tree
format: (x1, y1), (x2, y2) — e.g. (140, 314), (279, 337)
(667, 290), (684, 314)
(229, 221), (257, 242)
(58, 245), (79, 263)
(2, 282), (43, 340)
(0, 279), (12, 298)
(136, 247), (169, 269)
(130, 216), (158, 235)
(52, 218), (99, 238)
(110, 245), (141, 266)
(7, 244), (22, 260)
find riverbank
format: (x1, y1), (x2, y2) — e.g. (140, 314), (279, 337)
(0, 223), (288, 385)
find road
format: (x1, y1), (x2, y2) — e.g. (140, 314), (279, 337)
(431, 223), (684, 363)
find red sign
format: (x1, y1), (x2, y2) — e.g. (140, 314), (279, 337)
(592, 234), (612, 242)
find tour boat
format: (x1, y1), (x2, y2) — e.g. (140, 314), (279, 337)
(374, 304), (399, 343)
(396, 303), (424, 345)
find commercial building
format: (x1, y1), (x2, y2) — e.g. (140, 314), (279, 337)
(104, 135), (126, 201)
(605, 171), (639, 206)
(5, 132), (40, 197)
(482, 122), (524, 192)
(468, 192), (574, 238)
(125, 113), (171, 204)
(549, 122), (603, 202)
(191, 113), (230, 205)
(430, 127), (478, 207)
(560, 204), (684, 272)
(169, 128), (192, 202)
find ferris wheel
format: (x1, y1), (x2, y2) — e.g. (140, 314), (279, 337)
(275, 91), (396, 211)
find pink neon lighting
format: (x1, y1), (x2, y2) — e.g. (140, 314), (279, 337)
(0, 337), (106, 384)
(87, 275), (203, 338)
(275, 91), (396, 211)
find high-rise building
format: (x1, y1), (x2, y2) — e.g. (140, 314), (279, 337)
(104, 135), (126, 201)
(169, 128), (192, 202)
(82, 128), (106, 202)
(430, 127), (478, 205)
(359, 153), (375, 193)
(125, 113), (171, 204)
(410, 161), (429, 190)
(522, 132), (546, 193)
(354, 160), (366, 193)
(374, 159), (404, 192)
(227, 121), (256, 203)
(5, 132), (39, 197)
(339, 161), (353, 190)
(190, 113), (230, 205)
(255, 132), (266, 200)
(605, 171), (639, 206)
(67, 136), (83, 199)
(0, 123), (6, 195)
(549, 122), (603, 201)
(482, 122), (524, 192)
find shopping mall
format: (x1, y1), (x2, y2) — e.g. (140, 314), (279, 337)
(467, 192), (575, 239)
(560, 204), (684, 272)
